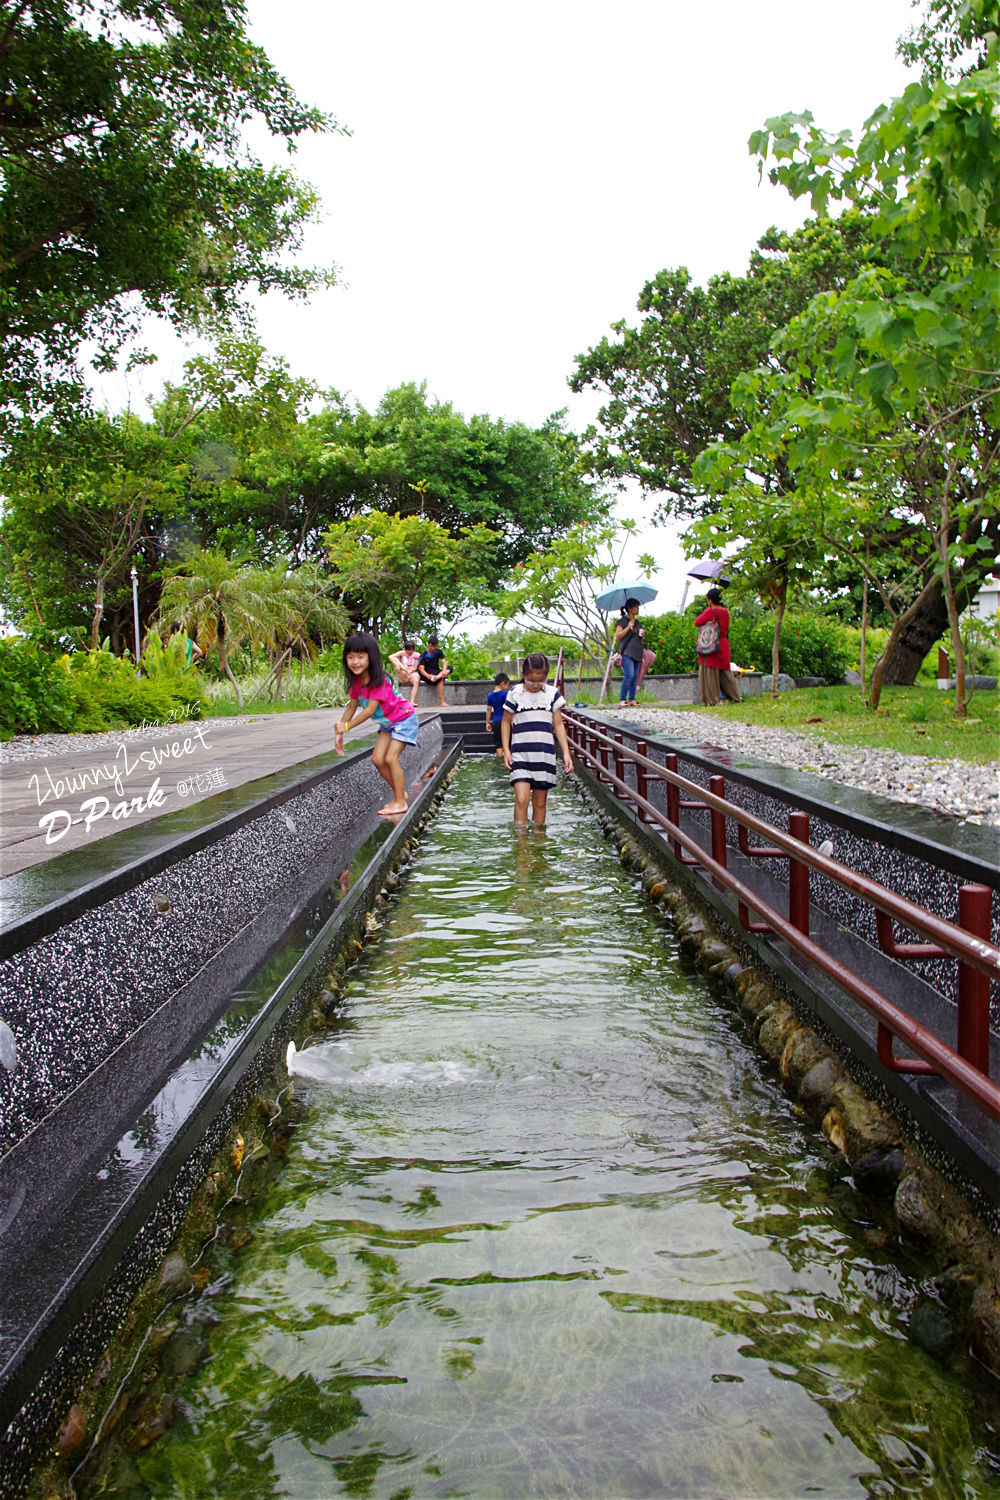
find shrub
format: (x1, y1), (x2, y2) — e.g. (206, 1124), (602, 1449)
(730, 613), (853, 681)
(66, 648), (206, 730)
(439, 634), (497, 679)
(639, 608), (853, 682)
(637, 613), (699, 673)
(0, 637), (77, 736)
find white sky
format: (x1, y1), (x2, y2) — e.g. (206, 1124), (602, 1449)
(114, 0), (921, 612)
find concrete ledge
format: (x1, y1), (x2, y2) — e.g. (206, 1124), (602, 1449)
(0, 744), (458, 1478)
(0, 722), (443, 1278)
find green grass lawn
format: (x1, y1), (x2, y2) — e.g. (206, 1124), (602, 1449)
(645, 684), (999, 764)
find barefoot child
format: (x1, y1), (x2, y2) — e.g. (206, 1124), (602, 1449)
(501, 653), (573, 825)
(389, 640), (421, 698)
(485, 671), (510, 758)
(334, 633), (418, 816)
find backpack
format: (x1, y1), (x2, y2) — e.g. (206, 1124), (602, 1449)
(696, 609), (720, 656)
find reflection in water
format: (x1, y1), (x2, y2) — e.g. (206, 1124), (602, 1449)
(129, 762), (1000, 1499)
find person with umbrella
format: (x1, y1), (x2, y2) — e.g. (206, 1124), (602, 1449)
(594, 580), (658, 704)
(695, 587), (741, 706)
(614, 597), (646, 705)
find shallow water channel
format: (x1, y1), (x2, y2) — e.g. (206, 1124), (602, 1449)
(133, 760), (1000, 1498)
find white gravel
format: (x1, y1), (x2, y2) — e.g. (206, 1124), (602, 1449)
(0, 716), (267, 765)
(599, 705), (1000, 829)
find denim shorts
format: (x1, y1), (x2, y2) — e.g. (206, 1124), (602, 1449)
(380, 712), (419, 745)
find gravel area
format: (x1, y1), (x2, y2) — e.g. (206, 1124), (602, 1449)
(599, 704), (1000, 829)
(0, 715), (268, 766)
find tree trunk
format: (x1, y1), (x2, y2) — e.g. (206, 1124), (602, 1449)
(770, 576), (787, 700)
(881, 510), (1000, 684)
(860, 575), (868, 699)
(217, 611), (244, 708)
(941, 557), (967, 717)
(90, 576), (105, 650)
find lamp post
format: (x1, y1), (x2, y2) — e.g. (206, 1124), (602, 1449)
(130, 564), (141, 674)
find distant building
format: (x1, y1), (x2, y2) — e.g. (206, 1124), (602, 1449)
(969, 574), (999, 622)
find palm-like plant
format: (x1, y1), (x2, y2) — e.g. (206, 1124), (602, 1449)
(157, 548), (280, 707)
(261, 562), (351, 695)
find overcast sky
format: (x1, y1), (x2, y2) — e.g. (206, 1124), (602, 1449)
(119, 0), (921, 604)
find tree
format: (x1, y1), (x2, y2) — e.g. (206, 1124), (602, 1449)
(322, 511), (500, 641)
(490, 517), (655, 672)
(0, 336), (317, 647)
(156, 548), (279, 707)
(569, 214), (886, 519)
(692, 272), (1000, 712)
(314, 384), (599, 571)
(0, 0), (338, 445)
(747, 6), (1000, 690)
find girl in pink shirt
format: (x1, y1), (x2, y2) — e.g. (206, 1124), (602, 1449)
(334, 633), (419, 815)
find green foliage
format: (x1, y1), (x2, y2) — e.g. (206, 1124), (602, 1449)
(637, 613), (699, 674)
(637, 608), (855, 681)
(1, 0), (338, 445)
(437, 635), (497, 679)
(0, 637), (207, 737)
(570, 214), (886, 520)
(312, 384), (599, 572)
(492, 517), (654, 661)
(0, 638), (77, 736)
(474, 625), (576, 662)
(728, 613), (852, 681)
(65, 649), (205, 731)
(203, 670), (347, 716)
(323, 511), (499, 640)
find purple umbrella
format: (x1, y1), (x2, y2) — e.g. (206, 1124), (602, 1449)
(685, 559), (732, 585)
(678, 560), (731, 611)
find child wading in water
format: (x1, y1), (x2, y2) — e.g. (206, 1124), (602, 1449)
(501, 652), (573, 825)
(335, 633), (419, 816)
(485, 671), (510, 759)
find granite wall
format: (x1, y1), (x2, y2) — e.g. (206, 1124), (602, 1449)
(0, 724), (442, 1279)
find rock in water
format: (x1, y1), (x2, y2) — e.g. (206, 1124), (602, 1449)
(0, 1018), (17, 1073)
(57, 1403), (87, 1459)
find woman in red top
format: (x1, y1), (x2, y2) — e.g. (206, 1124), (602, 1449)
(694, 588), (741, 706)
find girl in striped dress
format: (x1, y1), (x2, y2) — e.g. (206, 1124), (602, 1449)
(500, 653), (574, 825)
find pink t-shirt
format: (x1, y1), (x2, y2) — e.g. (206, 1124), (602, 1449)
(350, 676), (416, 727)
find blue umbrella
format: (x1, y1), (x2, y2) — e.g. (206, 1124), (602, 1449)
(594, 580), (658, 613)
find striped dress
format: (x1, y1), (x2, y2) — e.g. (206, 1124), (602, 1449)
(504, 682), (565, 788)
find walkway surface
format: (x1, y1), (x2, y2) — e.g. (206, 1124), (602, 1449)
(0, 708), (484, 881)
(0, 710), (355, 879)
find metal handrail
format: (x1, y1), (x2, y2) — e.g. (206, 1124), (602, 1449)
(564, 712), (1000, 1124)
(565, 713), (999, 980)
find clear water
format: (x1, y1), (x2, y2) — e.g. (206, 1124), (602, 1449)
(134, 762), (1000, 1499)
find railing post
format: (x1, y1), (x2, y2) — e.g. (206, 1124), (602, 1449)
(665, 752), (681, 858)
(613, 733), (625, 797)
(709, 774), (727, 869)
(636, 740), (648, 804)
(957, 884), (994, 1075)
(788, 810), (810, 935)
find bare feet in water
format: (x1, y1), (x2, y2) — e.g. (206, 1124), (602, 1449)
(377, 801), (408, 816)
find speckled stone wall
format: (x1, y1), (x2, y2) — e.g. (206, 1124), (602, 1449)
(0, 744), (449, 1494)
(0, 726), (442, 1264)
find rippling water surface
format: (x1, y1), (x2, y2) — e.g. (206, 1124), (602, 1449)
(138, 762), (1000, 1498)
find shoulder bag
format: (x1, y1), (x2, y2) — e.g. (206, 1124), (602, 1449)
(696, 609), (720, 656)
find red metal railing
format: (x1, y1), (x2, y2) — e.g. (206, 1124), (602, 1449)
(563, 712), (1000, 1124)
